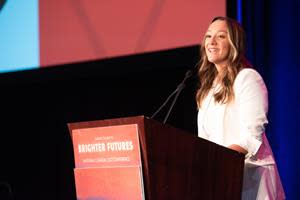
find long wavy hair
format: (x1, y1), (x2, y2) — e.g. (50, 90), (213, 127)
(196, 16), (251, 108)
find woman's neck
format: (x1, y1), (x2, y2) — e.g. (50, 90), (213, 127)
(214, 64), (228, 85)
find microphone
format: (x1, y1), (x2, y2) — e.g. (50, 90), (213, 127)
(150, 60), (200, 124)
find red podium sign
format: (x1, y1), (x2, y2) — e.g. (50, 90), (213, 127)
(71, 124), (144, 200)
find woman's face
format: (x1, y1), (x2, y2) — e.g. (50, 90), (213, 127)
(204, 20), (230, 71)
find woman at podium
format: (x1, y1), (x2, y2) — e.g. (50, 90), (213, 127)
(196, 16), (285, 199)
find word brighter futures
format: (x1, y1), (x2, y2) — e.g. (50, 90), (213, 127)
(78, 141), (134, 153)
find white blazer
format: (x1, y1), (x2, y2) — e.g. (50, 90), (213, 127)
(197, 68), (285, 200)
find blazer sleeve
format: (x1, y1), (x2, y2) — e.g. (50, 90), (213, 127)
(234, 69), (269, 158)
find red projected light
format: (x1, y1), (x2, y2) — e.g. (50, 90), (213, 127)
(39, 0), (225, 67)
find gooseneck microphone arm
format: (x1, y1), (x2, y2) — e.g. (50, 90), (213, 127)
(150, 87), (180, 120)
(150, 61), (200, 124)
(162, 70), (193, 124)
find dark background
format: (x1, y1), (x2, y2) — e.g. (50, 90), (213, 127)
(0, 45), (200, 200)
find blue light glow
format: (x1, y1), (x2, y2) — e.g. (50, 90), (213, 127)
(0, 0), (39, 73)
(237, 0), (242, 23)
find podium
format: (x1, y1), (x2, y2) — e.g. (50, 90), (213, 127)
(68, 115), (244, 200)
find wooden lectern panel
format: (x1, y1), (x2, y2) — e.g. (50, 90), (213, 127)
(68, 115), (244, 200)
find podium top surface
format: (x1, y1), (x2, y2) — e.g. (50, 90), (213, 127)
(68, 115), (146, 132)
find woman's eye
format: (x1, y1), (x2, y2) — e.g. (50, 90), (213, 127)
(205, 34), (211, 38)
(218, 35), (226, 39)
